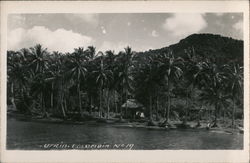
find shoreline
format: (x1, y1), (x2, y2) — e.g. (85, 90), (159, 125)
(7, 111), (243, 135)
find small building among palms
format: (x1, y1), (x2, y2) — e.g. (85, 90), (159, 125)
(121, 99), (145, 119)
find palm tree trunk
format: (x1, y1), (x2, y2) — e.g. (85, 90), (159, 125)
(107, 90), (110, 119)
(114, 92), (118, 113)
(59, 80), (66, 117)
(184, 89), (189, 124)
(125, 90), (128, 118)
(42, 93), (45, 115)
(99, 88), (102, 118)
(208, 108), (211, 121)
(149, 95), (152, 121)
(163, 99), (167, 121)
(167, 93), (171, 122)
(156, 95), (159, 121)
(214, 103), (218, 127)
(61, 95), (66, 118)
(61, 103), (66, 118)
(64, 98), (67, 112)
(223, 108), (226, 124)
(10, 82), (17, 110)
(166, 82), (171, 123)
(78, 82), (83, 117)
(232, 98), (236, 127)
(40, 93), (44, 114)
(51, 83), (54, 109)
(90, 96), (93, 115)
(119, 92), (123, 120)
(41, 92), (47, 118)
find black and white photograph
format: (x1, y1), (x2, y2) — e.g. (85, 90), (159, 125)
(1, 1), (249, 163)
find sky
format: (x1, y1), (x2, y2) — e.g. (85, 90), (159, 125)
(7, 13), (243, 53)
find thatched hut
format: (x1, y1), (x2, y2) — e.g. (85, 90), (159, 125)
(121, 99), (144, 119)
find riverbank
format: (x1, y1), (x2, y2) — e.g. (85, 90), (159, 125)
(7, 110), (243, 135)
(7, 116), (243, 150)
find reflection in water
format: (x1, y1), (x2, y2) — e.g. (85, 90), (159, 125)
(7, 118), (243, 150)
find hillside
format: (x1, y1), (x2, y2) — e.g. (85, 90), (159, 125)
(136, 33), (243, 65)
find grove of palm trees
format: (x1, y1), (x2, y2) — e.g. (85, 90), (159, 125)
(7, 33), (243, 130)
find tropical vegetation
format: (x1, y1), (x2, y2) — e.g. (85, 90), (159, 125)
(7, 34), (244, 128)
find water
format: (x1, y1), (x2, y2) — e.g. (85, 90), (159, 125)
(7, 118), (243, 150)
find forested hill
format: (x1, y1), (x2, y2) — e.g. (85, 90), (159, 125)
(136, 33), (243, 65)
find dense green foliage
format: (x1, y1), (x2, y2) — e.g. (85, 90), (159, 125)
(7, 34), (243, 127)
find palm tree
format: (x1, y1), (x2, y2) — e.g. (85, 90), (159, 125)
(199, 61), (229, 127)
(118, 47), (134, 118)
(29, 44), (49, 117)
(182, 47), (200, 124)
(226, 63), (243, 127)
(46, 51), (67, 117)
(66, 47), (88, 117)
(85, 46), (96, 60)
(7, 50), (29, 112)
(158, 50), (183, 124)
(110, 52), (123, 114)
(29, 44), (49, 74)
(104, 50), (116, 118)
(85, 47), (97, 115)
(95, 52), (113, 118)
(135, 55), (160, 121)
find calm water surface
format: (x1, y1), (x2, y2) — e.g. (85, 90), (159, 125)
(7, 118), (243, 150)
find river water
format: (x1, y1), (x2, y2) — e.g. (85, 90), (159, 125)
(7, 118), (243, 150)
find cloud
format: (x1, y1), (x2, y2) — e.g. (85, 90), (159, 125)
(72, 14), (99, 26)
(151, 30), (159, 37)
(162, 13), (207, 37)
(233, 20), (243, 33)
(8, 26), (93, 53)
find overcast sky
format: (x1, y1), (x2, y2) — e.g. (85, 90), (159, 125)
(8, 13), (243, 53)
